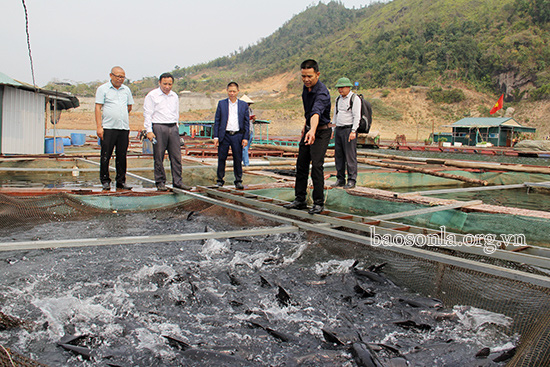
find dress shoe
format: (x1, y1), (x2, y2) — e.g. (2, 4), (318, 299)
(215, 181), (224, 187)
(102, 182), (110, 191)
(157, 183), (169, 192)
(116, 183), (132, 190)
(308, 204), (324, 215)
(283, 200), (308, 210)
(235, 182), (244, 190)
(174, 183), (192, 190)
(344, 181), (356, 189)
(332, 180), (345, 187)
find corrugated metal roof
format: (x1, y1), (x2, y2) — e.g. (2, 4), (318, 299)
(448, 117), (522, 128)
(1, 71), (79, 109)
(0, 71), (24, 87)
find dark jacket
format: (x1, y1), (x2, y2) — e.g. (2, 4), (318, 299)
(213, 98), (250, 141)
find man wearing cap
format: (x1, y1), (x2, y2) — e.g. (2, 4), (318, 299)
(240, 94), (256, 166)
(332, 77), (361, 189)
(283, 59), (331, 215)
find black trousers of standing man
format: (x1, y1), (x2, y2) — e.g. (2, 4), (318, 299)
(100, 128), (129, 186)
(294, 127), (331, 205)
(217, 131), (244, 185)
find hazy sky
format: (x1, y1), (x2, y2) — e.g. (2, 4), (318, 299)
(2, 0), (378, 86)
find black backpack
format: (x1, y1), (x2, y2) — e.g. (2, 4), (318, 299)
(335, 93), (373, 134)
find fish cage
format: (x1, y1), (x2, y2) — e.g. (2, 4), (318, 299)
(0, 155), (550, 366)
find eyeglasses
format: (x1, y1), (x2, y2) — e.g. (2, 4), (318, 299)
(111, 74), (125, 79)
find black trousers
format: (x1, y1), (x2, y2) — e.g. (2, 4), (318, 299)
(217, 132), (244, 184)
(152, 123), (183, 187)
(334, 126), (358, 183)
(294, 128), (331, 205)
(100, 129), (129, 186)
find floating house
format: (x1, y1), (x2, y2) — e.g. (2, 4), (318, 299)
(0, 72), (79, 154)
(444, 117), (536, 147)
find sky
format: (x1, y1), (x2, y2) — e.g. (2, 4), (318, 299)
(2, 0), (378, 87)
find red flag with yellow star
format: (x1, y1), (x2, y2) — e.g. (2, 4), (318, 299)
(490, 94), (504, 115)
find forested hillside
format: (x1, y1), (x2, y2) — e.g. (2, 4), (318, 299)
(172, 0), (549, 101)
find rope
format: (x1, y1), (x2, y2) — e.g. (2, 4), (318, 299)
(0, 345), (16, 367)
(21, 0), (37, 88)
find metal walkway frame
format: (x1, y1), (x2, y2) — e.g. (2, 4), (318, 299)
(4, 159), (549, 288)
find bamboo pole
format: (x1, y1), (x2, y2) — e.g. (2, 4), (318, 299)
(357, 158), (489, 186)
(443, 160), (550, 174)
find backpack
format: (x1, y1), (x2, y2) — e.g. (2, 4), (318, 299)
(335, 93), (373, 134)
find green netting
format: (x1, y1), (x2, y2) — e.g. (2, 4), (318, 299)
(354, 169), (550, 191)
(319, 188), (550, 245)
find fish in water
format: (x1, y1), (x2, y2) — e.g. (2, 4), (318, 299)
(260, 275), (272, 288)
(350, 342), (382, 367)
(58, 343), (93, 360)
(354, 283), (376, 298)
(367, 262), (387, 273)
(493, 347), (516, 362)
(265, 327), (293, 342)
(322, 328), (345, 346)
(163, 335), (192, 350)
(186, 211), (196, 221)
(393, 319), (432, 332)
(57, 333), (87, 345)
(248, 321), (293, 342)
(227, 272), (241, 286)
(276, 285), (291, 307)
(398, 297), (443, 309)
(352, 268), (388, 284)
(475, 347), (490, 359)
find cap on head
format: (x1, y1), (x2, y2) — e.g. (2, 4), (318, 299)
(240, 94), (254, 104)
(335, 77), (353, 88)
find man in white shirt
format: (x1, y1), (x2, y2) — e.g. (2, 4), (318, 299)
(144, 73), (190, 191)
(332, 77), (361, 189)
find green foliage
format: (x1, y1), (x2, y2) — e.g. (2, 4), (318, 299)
(426, 87), (466, 103)
(514, 0), (550, 25)
(530, 83), (550, 100)
(64, 0), (541, 101)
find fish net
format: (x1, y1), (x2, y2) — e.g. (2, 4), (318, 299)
(0, 192), (549, 366)
(0, 346), (48, 367)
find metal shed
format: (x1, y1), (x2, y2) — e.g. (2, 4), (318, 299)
(446, 117), (536, 147)
(0, 72), (79, 154)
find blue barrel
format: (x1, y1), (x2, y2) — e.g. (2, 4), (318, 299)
(63, 138), (72, 146)
(71, 133), (86, 146)
(45, 138), (64, 154)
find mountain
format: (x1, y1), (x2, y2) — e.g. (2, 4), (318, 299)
(173, 0), (549, 101)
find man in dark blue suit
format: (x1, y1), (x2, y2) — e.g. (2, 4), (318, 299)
(213, 82), (250, 189)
